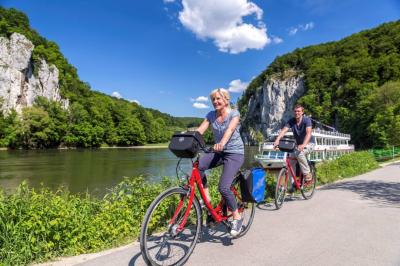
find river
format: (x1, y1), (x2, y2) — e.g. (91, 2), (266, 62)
(0, 147), (260, 196)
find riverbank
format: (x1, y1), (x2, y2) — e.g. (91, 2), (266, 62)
(0, 144), (169, 151)
(100, 145), (168, 149)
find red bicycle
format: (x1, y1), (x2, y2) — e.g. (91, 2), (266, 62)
(274, 148), (317, 209)
(139, 148), (255, 266)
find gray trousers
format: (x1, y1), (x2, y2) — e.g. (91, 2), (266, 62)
(198, 152), (244, 212)
(293, 143), (314, 176)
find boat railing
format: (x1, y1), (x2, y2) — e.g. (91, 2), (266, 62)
(274, 128), (351, 139)
(311, 129), (350, 139)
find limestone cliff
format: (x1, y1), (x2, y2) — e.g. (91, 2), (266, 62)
(241, 73), (305, 144)
(0, 33), (68, 113)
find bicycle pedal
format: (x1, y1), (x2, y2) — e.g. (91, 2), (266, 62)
(205, 214), (216, 227)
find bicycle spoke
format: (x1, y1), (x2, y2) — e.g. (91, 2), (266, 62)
(301, 164), (316, 200)
(275, 168), (287, 209)
(140, 188), (201, 266)
(231, 178), (255, 237)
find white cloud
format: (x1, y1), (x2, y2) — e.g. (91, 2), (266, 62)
(228, 79), (249, 93)
(302, 22), (314, 31)
(111, 91), (122, 99)
(193, 102), (210, 109)
(130, 99), (140, 105)
(272, 36), (283, 44)
(289, 22), (315, 35)
(190, 96), (209, 102)
(196, 96), (208, 102)
(176, 0), (270, 54)
(163, 0), (175, 3)
(289, 28), (298, 36)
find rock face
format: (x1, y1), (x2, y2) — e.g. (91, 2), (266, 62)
(241, 74), (305, 144)
(0, 33), (68, 113)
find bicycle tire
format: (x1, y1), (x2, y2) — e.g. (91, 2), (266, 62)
(300, 162), (316, 200)
(140, 187), (202, 266)
(274, 168), (288, 209)
(231, 177), (255, 238)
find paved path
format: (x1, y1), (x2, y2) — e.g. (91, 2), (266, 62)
(40, 163), (400, 266)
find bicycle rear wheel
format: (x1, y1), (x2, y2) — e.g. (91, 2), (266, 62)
(140, 187), (202, 266)
(231, 176), (255, 238)
(301, 163), (316, 200)
(275, 168), (288, 209)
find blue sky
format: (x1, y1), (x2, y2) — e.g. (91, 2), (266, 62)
(1, 0), (399, 117)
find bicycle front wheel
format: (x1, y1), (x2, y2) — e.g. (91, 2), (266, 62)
(275, 168), (288, 209)
(231, 178), (255, 238)
(140, 187), (202, 266)
(301, 163), (316, 200)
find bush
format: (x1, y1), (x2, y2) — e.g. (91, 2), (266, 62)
(0, 177), (175, 265)
(316, 151), (379, 184)
(0, 171), (223, 265)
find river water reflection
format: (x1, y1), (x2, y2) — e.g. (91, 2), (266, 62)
(0, 147), (260, 196)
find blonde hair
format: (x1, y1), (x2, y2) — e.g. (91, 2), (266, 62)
(210, 88), (231, 104)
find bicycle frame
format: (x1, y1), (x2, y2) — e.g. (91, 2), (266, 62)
(171, 158), (237, 232)
(283, 155), (303, 190)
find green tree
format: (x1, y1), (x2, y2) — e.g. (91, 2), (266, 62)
(116, 116), (146, 145)
(15, 107), (57, 148)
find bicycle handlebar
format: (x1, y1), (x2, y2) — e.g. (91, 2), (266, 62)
(201, 146), (215, 153)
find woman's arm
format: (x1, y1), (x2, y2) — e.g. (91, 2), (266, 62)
(214, 116), (240, 151)
(196, 119), (209, 135)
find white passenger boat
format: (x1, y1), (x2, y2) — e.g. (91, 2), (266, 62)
(254, 129), (354, 169)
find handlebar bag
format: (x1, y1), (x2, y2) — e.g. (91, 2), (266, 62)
(169, 131), (205, 158)
(278, 138), (296, 152)
(239, 168), (266, 203)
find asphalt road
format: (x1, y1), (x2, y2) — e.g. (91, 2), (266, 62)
(40, 163), (400, 266)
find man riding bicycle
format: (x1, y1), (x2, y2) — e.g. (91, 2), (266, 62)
(274, 104), (314, 182)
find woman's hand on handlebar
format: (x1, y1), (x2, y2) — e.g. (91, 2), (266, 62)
(201, 143), (223, 153)
(213, 143), (224, 152)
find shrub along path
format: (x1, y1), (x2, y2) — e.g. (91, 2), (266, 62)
(38, 162), (400, 266)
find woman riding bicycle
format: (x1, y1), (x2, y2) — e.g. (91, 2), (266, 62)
(196, 88), (245, 237)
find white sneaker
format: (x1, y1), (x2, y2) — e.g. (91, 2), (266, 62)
(230, 217), (243, 237)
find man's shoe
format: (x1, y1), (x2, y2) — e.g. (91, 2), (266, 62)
(230, 217), (243, 237)
(304, 174), (313, 182)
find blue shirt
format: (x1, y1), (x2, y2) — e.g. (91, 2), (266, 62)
(206, 109), (244, 154)
(285, 116), (312, 145)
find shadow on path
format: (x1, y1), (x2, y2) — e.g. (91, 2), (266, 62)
(321, 180), (400, 208)
(128, 224), (234, 265)
(129, 252), (142, 266)
(199, 224), (233, 246)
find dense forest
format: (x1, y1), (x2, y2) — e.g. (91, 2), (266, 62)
(0, 8), (203, 148)
(238, 20), (400, 149)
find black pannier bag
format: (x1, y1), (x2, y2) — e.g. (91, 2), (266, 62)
(278, 138), (296, 152)
(169, 131), (205, 158)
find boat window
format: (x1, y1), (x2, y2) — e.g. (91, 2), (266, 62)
(269, 151), (285, 159)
